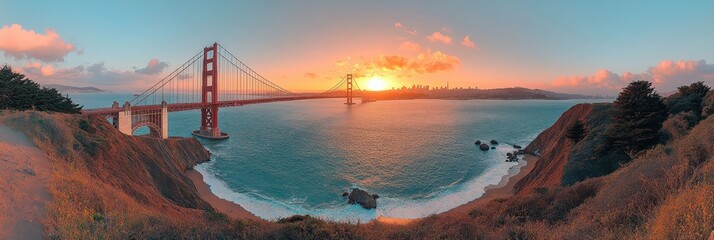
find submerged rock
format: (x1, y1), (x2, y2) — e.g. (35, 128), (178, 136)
(491, 146), (496, 149)
(490, 140), (499, 144)
(514, 144), (522, 149)
(347, 188), (377, 209)
(479, 143), (490, 151)
(342, 192), (349, 197)
(474, 140), (481, 145)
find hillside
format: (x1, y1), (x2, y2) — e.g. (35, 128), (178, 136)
(0, 94), (712, 238)
(44, 84), (105, 93)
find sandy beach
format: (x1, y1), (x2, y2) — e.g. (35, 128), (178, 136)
(188, 154), (539, 224)
(186, 169), (262, 221)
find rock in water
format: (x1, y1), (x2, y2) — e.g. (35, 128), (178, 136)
(474, 140), (481, 145)
(342, 192), (349, 197)
(513, 144), (522, 149)
(490, 139), (499, 144)
(479, 143), (490, 151)
(347, 188), (377, 209)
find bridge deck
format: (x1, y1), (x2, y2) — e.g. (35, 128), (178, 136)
(82, 95), (345, 115)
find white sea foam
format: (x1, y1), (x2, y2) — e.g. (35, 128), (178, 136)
(196, 146), (526, 222)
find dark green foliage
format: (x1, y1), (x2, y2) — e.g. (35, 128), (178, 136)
(667, 81), (710, 117)
(565, 120), (586, 142)
(0, 65), (82, 113)
(563, 104), (626, 185)
(602, 81), (667, 156)
(79, 119), (90, 131)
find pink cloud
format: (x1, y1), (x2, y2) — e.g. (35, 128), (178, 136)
(394, 22), (403, 29)
(23, 62), (54, 76)
(427, 32), (452, 45)
(134, 58), (169, 75)
(399, 41), (422, 52)
(551, 60), (714, 95)
(0, 24), (76, 62)
(461, 35), (477, 49)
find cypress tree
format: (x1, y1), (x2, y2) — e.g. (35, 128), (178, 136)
(0, 65), (82, 113)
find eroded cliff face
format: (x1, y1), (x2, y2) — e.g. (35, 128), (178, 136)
(514, 104), (594, 194)
(1, 111), (213, 216)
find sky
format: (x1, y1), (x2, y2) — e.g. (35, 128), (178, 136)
(1, 0), (713, 95)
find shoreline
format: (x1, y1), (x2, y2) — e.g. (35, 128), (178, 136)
(186, 170), (262, 221)
(188, 154), (539, 224)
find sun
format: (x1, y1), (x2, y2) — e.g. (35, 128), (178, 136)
(365, 77), (388, 91)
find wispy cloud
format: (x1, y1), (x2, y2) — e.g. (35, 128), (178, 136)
(461, 35), (477, 49)
(427, 32), (452, 45)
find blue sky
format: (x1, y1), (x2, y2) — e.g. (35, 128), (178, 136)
(1, 0), (713, 94)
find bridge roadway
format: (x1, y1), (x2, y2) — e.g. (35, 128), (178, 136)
(81, 95), (346, 116)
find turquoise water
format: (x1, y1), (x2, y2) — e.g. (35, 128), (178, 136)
(70, 93), (608, 221)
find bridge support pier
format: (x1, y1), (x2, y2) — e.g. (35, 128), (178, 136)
(117, 101), (132, 136)
(161, 101), (168, 139)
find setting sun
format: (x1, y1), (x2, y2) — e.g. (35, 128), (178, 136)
(365, 77), (388, 91)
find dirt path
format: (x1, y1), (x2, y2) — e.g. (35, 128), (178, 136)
(0, 125), (51, 239)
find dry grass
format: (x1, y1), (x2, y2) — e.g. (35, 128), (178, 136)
(2, 109), (713, 239)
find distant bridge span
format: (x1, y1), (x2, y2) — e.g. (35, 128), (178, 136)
(83, 43), (374, 139)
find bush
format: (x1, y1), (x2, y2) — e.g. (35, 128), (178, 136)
(667, 81), (710, 117)
(79, 119), (90, 131)
(565, 120), (586, 142)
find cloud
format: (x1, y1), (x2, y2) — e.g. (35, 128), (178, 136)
(462, 35), (477, 49)
(399, 41), (422, 52)
(22, 62), (54, 76)
(551, 60), (714, 95)
(20, 59), (173, 90)
(427, 32), (452, 45)
(394, 21), (418, 35)
(351, 49), (461, 77)
(304, 72), (318, 79)
(134, 58), (169, 75)
(0, 24), (76, 62)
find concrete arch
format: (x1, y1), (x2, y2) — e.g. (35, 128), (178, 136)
(131, 121), (162, 138)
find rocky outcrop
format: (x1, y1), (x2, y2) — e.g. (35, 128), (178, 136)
(346, 188), (377, 209)
(479, 143), (490, 151)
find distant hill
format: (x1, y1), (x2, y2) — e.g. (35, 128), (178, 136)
(365, 86), (606, 100)
(44, 84), (105, 93)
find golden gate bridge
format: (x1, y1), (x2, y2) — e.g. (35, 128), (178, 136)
(83, 43), (373, 139)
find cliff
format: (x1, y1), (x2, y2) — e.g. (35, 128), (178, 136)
(514, 104), (594, 194)
(0, 111), (217, 238)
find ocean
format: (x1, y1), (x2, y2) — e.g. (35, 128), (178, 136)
(70, 93), (609, 222)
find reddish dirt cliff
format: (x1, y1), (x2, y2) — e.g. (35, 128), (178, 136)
(514, 104), (594, 194)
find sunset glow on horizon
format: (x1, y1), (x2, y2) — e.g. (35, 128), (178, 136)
(0, 1), (712, 95)
(365, 77), (389, 91)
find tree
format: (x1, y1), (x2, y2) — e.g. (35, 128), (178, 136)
(666, 81), (710, 117)
(0, 65), (82, 113)
(565, 120), (586, 143)
(603, 80), (667, 156)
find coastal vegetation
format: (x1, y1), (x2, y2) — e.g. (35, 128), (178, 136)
(0, 65), (82, 114)
(1, 80), (712, 239)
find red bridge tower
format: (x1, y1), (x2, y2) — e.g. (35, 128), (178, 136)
(192, 42), (229, 139)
